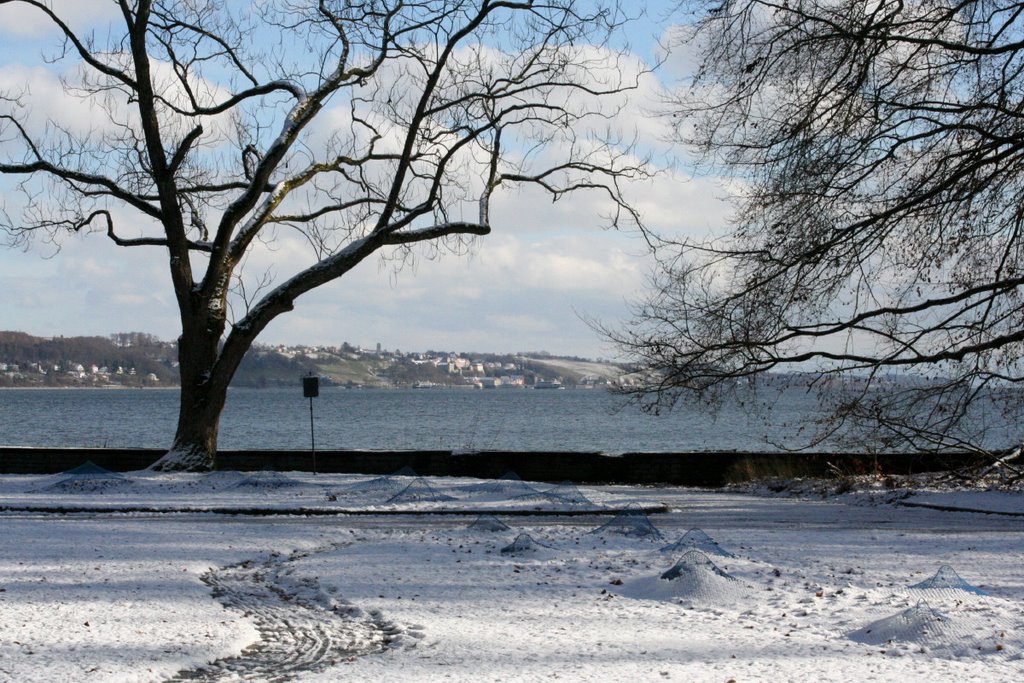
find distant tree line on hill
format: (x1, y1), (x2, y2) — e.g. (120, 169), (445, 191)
(230, 350), (323, 388)
(1, 331), (617, 389)
(0, 331), (322, 388)
(0, 331), (178, 386)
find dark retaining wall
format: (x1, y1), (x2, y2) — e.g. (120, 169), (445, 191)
(0, 447), (982, 487)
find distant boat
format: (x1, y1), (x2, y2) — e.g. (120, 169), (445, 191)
(411, 381), (440, 389)
(533, 380), (564, 390)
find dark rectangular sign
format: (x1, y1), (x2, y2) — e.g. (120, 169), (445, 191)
(302, 375), (319, 398)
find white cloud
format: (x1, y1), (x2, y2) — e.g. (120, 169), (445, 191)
(0, 0), (117, 38)
(0, 231), (179, 340)
(0, 64), (115, 139)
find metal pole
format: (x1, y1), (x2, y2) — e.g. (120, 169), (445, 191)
(309, 395), (317, 475)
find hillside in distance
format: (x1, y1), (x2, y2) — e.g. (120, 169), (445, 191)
(0, 332), (628, 389)
(0, 331), (178, 387)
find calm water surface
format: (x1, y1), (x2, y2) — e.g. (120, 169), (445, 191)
(0, 386), (810, 452)
(4, 385), (1018, 452)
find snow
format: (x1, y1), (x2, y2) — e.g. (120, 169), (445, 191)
(1, 470), (1022, 681)
(903, 490), (1024, 516)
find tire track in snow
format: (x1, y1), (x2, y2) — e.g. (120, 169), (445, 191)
(170, 544), (420, 682)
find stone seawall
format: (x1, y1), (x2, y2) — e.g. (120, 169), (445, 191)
(0, 447), (980, 487)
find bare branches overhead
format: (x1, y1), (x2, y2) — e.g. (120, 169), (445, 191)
(611, 0), (1024, 456)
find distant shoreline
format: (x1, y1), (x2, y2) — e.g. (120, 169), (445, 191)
(0, 384), (595, 391)
(0, 385), (179, 390)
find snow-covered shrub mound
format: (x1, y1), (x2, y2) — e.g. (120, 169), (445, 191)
(199, 471), (250, 488)
(848, 601), (955, 646)
(500, 533), (555, 557)
(590, 505), (663, 540)
(230, 470), (309, 491)
(32, 461), (134, 494)
(387, 478), (455, 504)
(618, 551), (747, 605)
(909, 565), (989, 596)
(34, 476), (135, 494)
(514, 481), (596, 508)
(660, 551), (735, 583)
(456, 471), (538, 497)
(338, 467), (417, 495)
(63, 461), (123, 478)
(849, 582), (1012, 658)
(467, 514), (511, 532)
(543, 482), (595, 505)
(660, 528), (734, 558)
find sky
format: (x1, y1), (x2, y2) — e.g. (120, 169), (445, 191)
(0, 1), (729, 359)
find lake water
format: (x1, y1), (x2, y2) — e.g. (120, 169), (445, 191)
(0, 386), (820, 452)
(2, 385), (1018, 453)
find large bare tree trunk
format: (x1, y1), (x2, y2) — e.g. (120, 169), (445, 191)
(153, 382), (227, 471)
(150, 324), (231, 471)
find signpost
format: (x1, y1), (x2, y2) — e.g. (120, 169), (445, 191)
(302, 373), (319, 475)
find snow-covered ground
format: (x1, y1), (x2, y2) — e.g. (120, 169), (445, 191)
(1, 467), (1022, 681)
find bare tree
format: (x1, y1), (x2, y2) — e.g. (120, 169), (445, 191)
(609, 0), (1024, 474)
(0, 0), (647, 470)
